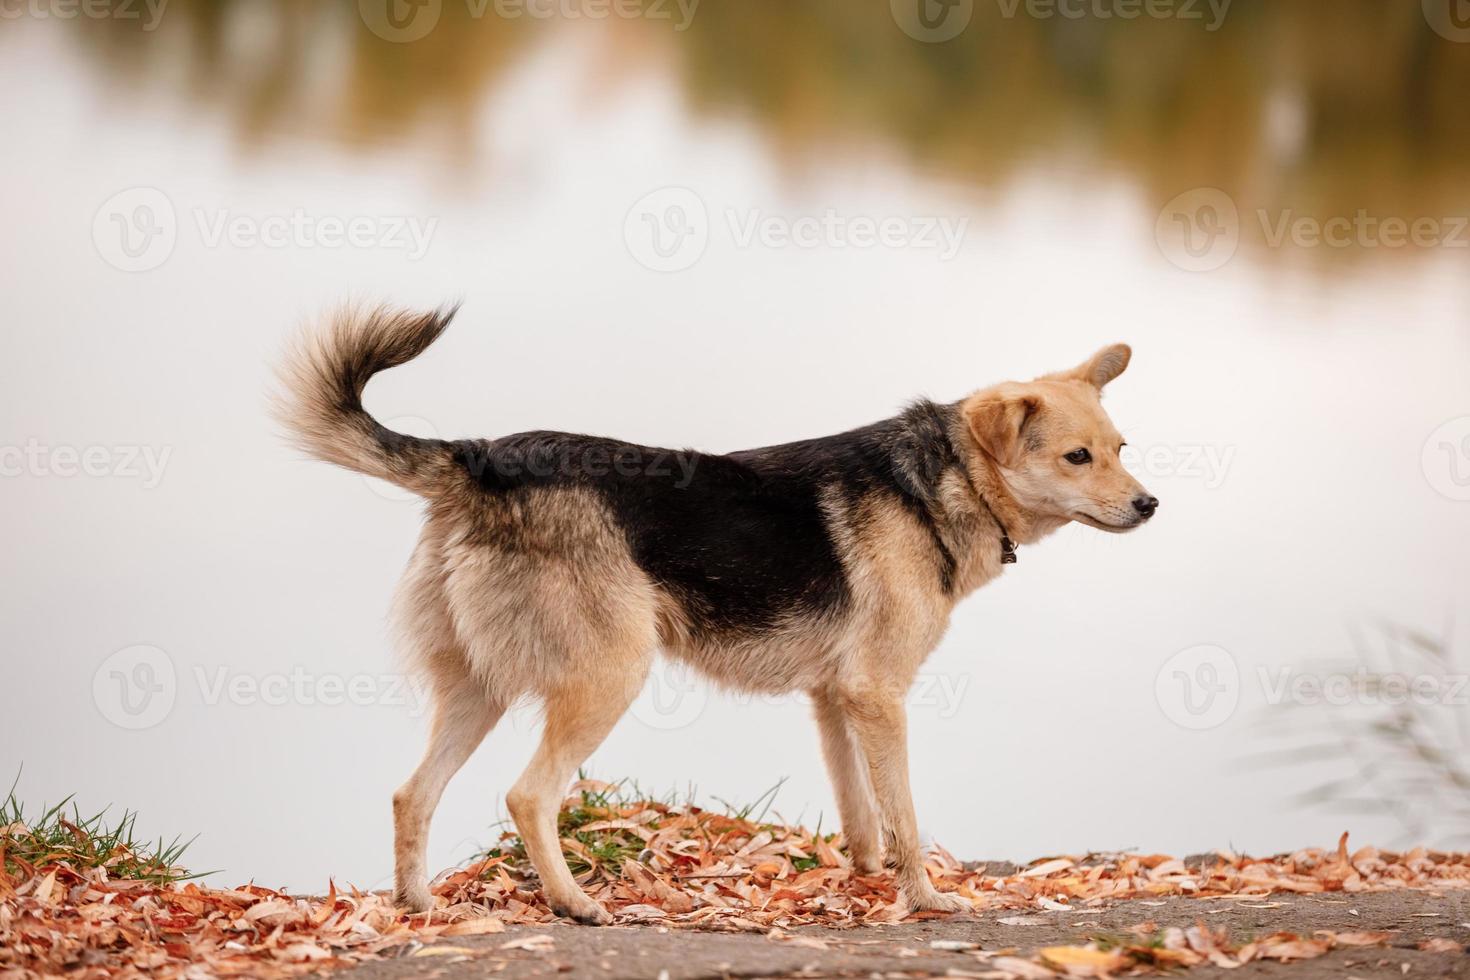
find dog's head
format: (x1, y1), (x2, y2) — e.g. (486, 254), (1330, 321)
(962, 344), (1157, 532)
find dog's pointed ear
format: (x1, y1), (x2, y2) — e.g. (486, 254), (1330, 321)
(965, 391), (1040, 469)
(1073, 344), (1132, 390)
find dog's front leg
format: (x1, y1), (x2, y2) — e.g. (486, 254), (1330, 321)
(839, 684), (971, 915)
(812, 688), (883, 873)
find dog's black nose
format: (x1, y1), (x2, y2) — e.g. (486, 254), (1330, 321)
(1132, 495), (1159, 519)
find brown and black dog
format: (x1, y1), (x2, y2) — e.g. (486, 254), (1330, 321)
(276, 305), (1157, 924)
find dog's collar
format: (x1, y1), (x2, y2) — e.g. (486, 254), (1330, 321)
(977, 494), (1018, 564)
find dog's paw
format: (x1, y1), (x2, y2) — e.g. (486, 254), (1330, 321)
(393, 882), (435, 915)
(846, 844), (884, 875)
(905, 887), (972, 916)
(550, 895), (613, 926)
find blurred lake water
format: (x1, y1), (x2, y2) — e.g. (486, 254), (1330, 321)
(41, 0), (1470, 255)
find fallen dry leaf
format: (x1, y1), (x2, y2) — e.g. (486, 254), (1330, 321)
(1254, 932), (1334, 961)
(1418, 937), (1465, 952)
(989, 955), (1061, 979)
(411, 945), (477, 958)
(767, 928), (829, 950)
(1021, 858), (1075, 878)
(1039, 944), (1127, 974)
(932, 938), (982, 951)
(441, 916), (506, 937)
(498, 933), (555, 952)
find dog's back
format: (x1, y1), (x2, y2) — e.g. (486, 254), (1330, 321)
(276, 306), (971, 694)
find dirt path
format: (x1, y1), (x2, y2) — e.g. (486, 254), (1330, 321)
(337, 890), (1470, 980)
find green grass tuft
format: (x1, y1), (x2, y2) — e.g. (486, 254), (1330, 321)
(480, 773), (806, 878)
(1, 773), (204, 885)
(482, 777), (656, 877)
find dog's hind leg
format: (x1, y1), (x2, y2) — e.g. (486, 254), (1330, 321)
(506, 663), (648, 925)
(812, 688), (883, 874)
(392, 654), (503, 913)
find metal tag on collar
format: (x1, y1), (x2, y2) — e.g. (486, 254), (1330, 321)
(1001, 536), (1018, 564)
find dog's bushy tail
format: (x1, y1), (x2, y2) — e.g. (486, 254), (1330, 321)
(274, 304), (461, 497)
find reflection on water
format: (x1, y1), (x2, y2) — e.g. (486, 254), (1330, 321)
(49, 0), (1470, 267)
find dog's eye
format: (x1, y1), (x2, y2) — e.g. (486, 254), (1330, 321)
(1064, 448), (1092, 465)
